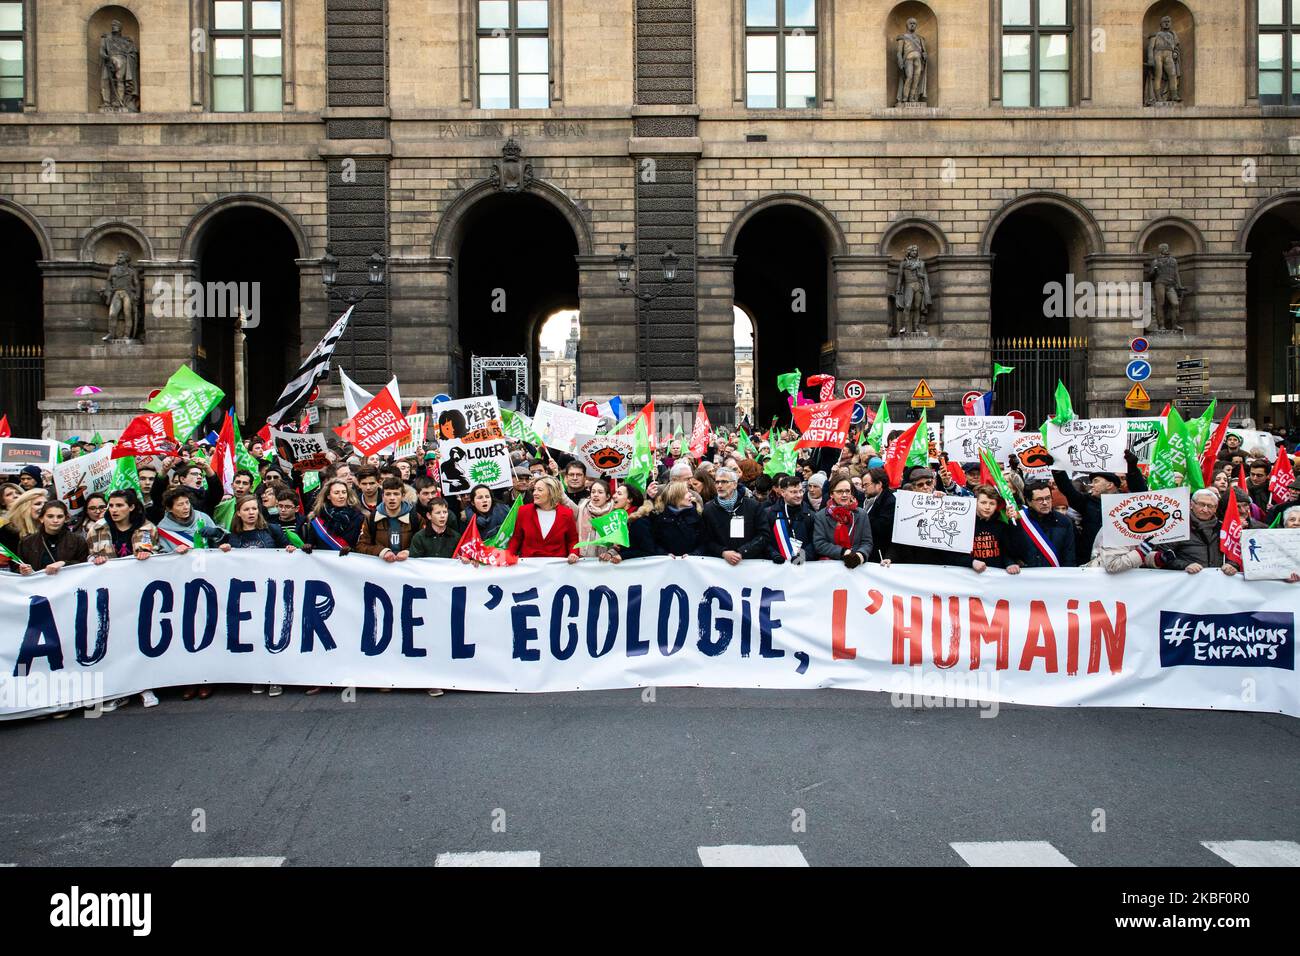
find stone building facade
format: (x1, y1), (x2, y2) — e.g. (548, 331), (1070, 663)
(1, 0), (1298, 440)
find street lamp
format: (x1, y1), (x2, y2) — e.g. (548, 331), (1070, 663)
(1286, 240), (1300, 288)
(321, 246), (387, 304)
(614, 242), (679, 405)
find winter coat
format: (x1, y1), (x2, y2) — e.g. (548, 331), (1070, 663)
(1083, 543), (1144, 573)
(86, 518), (158, 560)
(507, 503), (579, 558)
(1019, 508), (1078, 568)
(1167, 515), (1231, 571)
(306, 504), (367, 550)
(226, 524), (290, 549)
(812, 506), (874, 561)
(1053, 459), (1148, 559)
(468, 501), (511, 540)
(575, 497), (618, 559)
(15, 528), (89, 571)
(762, 499), (816, 563)
(652, 505), (706, 556)
(410, 524), (461, 559)
(615, 502), (659, 559)
(863, 487), (897, 556)
(701, 494), (768, 561)
(357, 504), (417, 556)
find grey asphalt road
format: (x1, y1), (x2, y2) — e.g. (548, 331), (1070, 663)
(0, 688), (1296, 867)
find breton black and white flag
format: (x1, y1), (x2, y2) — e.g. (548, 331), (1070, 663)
(266, 306), (354, 425)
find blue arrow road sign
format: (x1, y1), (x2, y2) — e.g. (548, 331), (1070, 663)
(1126, 359), (1152, 383)
(850, 402), (866, 425)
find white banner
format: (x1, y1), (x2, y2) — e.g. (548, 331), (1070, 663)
(1242, 529), (1300, 581)
(51, 445), (114, 517)
(1228, 429), (1279, 461)
(892, 490), (977, 553)
(1046, 419), (1129, 474)
(0, 438), (59, 473)
(2, 554), (1296, 720)
(533, 400), (601, 451)
(1100, 487), (1191, 548)
(572, 433), (634, 477)
(942, 416), (1018, 464)
(393, 413), (426, 460)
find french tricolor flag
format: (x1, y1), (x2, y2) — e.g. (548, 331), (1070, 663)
(964, 391), (994, 416)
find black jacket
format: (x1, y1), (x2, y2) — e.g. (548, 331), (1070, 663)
(762, 499), (816, 563)
(1053, 458), (1147, 559)
(969, 516), (1027, 569)
(617, 504), (659, 559)
(701, 494), (768, 560)
(864, 487), (897, 557)
(410, 525), (460, 559)
(652, 506), (706, 556)
(1019, 508), (1079, 568)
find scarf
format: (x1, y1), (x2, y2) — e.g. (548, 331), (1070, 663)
(716, 490), (739, 511)
(828, 505), (855, 550)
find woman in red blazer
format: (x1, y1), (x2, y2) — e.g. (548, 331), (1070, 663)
(507, 476), (580, 561)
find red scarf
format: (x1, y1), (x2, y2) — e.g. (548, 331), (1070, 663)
(828, 505), (855, 550)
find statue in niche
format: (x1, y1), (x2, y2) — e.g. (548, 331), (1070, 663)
(1144, 16), (1182, 105)
(892, 245), (933, 336)
(895, 18), (929, 105)
(101, 252), (142, 341)
(99, 20), (139, 113)
(1146, 243), (1187, 333)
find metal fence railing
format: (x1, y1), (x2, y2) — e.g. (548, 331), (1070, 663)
(990, 336), (1088, 425)
(0, 343), (44, 438)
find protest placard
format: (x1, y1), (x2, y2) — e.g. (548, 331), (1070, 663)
(1045, 419), (1129, 474)
(892, 490), (977, 553)
(51, 445), (114, 516)
(271, 429), (332, 472)
(572, 433), (635, 477)
(533, 400), (600, 451)
(1241, 528), (1300, 581)
(1100, 487), (1191, 548)
(942, 416), (1018, 464)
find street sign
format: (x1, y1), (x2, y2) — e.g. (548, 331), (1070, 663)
(962, 389), (983, 408)
(843, 379), (866, 401)
(1177, 358), (1206, 370)
(1007, 410), (1026, 431)
(911, 379), (935, 408)
(1126, 359), (1152, 382)
(308, 386), (320, 404)
(306, 404), (320, 426)
(431, 393), (452, 404)
(1130, 337), (1150, 354)
(1177, 385), (1208, 396)
(850, 402), (866, 425)
(1125, 382), (1152, 410)
(1176, 370), (1210, 382)
(580, 400), (599, 416)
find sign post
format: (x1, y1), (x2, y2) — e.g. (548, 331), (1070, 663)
(911, 379), (935, 409)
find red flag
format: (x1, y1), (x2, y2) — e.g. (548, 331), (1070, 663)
(883, 418), (923, 488)
(112, 411), (178, 458)
(256, 423), (272, 446)
(1220, 490), (1243, 568)
(792, 398), (856, 449)
(0, 414), (9, 438)
(1237, 464), (1249, 494)
(1199, 404), (1236, 486)
(333, 387), (411, 455)
(407, 401), (419, 417)
(688, 400), (712, 458)
(946, 460), (966, 487)
(979, 456), (994, 487)
(454, 512), (517, 567)
(1159, 402), (1172, 419)
(807, 374), (836, 403)
(212, 412), (237, 494)
(1269, 448), (1296, 506)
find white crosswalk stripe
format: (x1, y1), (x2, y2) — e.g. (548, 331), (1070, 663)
(434, 851), (541, 867)
(1202, 840), (1300, 867)
(697, 845), (809, 867)
(172, 857), (286, 867)
(950, 841), (1076, 867)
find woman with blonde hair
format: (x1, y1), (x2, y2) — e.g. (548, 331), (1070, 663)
(506, 475), (579, 560)
(0, 481), (27, 570)
(651, 479), (704, 556)
(1, 487), (48, 566)
(306, 478), (366, 552)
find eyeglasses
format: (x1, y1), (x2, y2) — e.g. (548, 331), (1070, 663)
(832, 487), (855, 496)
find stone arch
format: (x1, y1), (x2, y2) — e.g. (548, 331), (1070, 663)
(80, 219), (155, 262)
(1142, 1), (1193, 106)
(1135, 215), (1204, 256)
(88, 5), (141, 112)
(980, 191), (1106, 258)
(1237, 190), (1300, 253)
(0, 197), (53, 260)
(721, 192), (848, 258)
(886, 1), (937, 106)
(880, 216), (950, 259)
(433, 178), (593, 259)
(179, 194), (310, 261)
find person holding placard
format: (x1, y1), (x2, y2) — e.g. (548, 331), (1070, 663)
(1049, 449), (1146, 560)
(1164, 488), (1237, 577)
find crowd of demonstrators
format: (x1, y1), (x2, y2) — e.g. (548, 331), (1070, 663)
(6, 398), (1300, 719)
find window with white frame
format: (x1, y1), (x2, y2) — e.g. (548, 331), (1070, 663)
(0, 1), (23, 113)
(745, 0), (817, 109)
(478, 0), (549, 109)
(211, 0), (283, 112)
(1259, 0), (1299, 105)
(1002, 0), (1072, 108)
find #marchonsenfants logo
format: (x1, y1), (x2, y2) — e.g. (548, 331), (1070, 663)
(1158, 611), (1295, 670)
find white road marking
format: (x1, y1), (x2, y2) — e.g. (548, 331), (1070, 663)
(697, 844), (809, 867)
(172, 856), (286, 867)
(1202, 840), (1300, 867)
(950, 841), (1075, 867)
(434, 851), (541, 867)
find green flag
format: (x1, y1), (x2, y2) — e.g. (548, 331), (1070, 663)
(230, 416), (261, 492)
(865, 397), (891, 452)
(575, 508), (630, 549)
(213, 496), (236, 531)
(301, 470), (322, 496)
(1188, 399), (1217, 463)
(145, 365), (225, 443)
(90, 431), (104, 446)
(736, 428), (756, 458)
(992, 363), (1016, 381)
(502, 409), (543, 445)
(0, 540), (21, 563)
(905, 410), (931, 466)
(1051, 380), (1076, 426)
(624, 417), (654, 493)
(193, 516), (207, 550)
(484, 494), (523, 549)
(980, 446), (1021, 523)
(763, 440), (799, 478)
(106, 455), (141, 497)
(1149, 407), (1203, 491)
(776, 369), (801, 397)
(284, 528), (306, 549)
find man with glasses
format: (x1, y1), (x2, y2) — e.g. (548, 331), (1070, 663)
(702, 467), (767, 566)
(907, 467), (937, 494)
(1020, 480), (1078, 568)
(763, 474), (815, 565)
(1164, 488), (1239, 576)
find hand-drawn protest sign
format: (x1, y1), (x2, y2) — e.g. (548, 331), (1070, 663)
(942, 416), (1018, 464)
(572, 433), (634, 477)
(51, 445), (114, 517)
(1125, 417), (1164, 466)
(892, 490), (977, 554)
(533, 400), (601, 451)
(437, 437), (512, 496)
(1241, 528), (1300, 581)
(1012, 433), (1053, 480)
(271, 428), (331, 473)
(430, 396), (505, 444)
(393, 412), (427, 460)
(1046, 419), (1129, 474)
(1100, 487), (1190, 548)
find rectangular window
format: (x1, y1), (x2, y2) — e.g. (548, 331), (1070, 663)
(477, 0), (549, 109)
(0, 1), (23, 112)
(1259, 0), (1298, 105)
(211, 0), (283, 112)
(1002, 0), (1072, 107)
(746, 0), (818, 109)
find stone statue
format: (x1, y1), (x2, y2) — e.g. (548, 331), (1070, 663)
(1146, 243), (1187, 333)
(893, 245), (933, 336)
(101, 252), (142, 341)
(99, 20), (139, 113)
(895, 18), (929, 104)
(1144, 16), (1181, 105)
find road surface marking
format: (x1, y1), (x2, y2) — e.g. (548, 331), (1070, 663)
(1202, 841), (1300, 867)
(950, 841), (1075, 867)
(435, 851), (541, 867)
(172, 857), (286, 867)
(697, 845), (809, 867)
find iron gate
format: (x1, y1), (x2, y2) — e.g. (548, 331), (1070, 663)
(990, 336), (1088, 426)
(0, 344), (43, 438)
